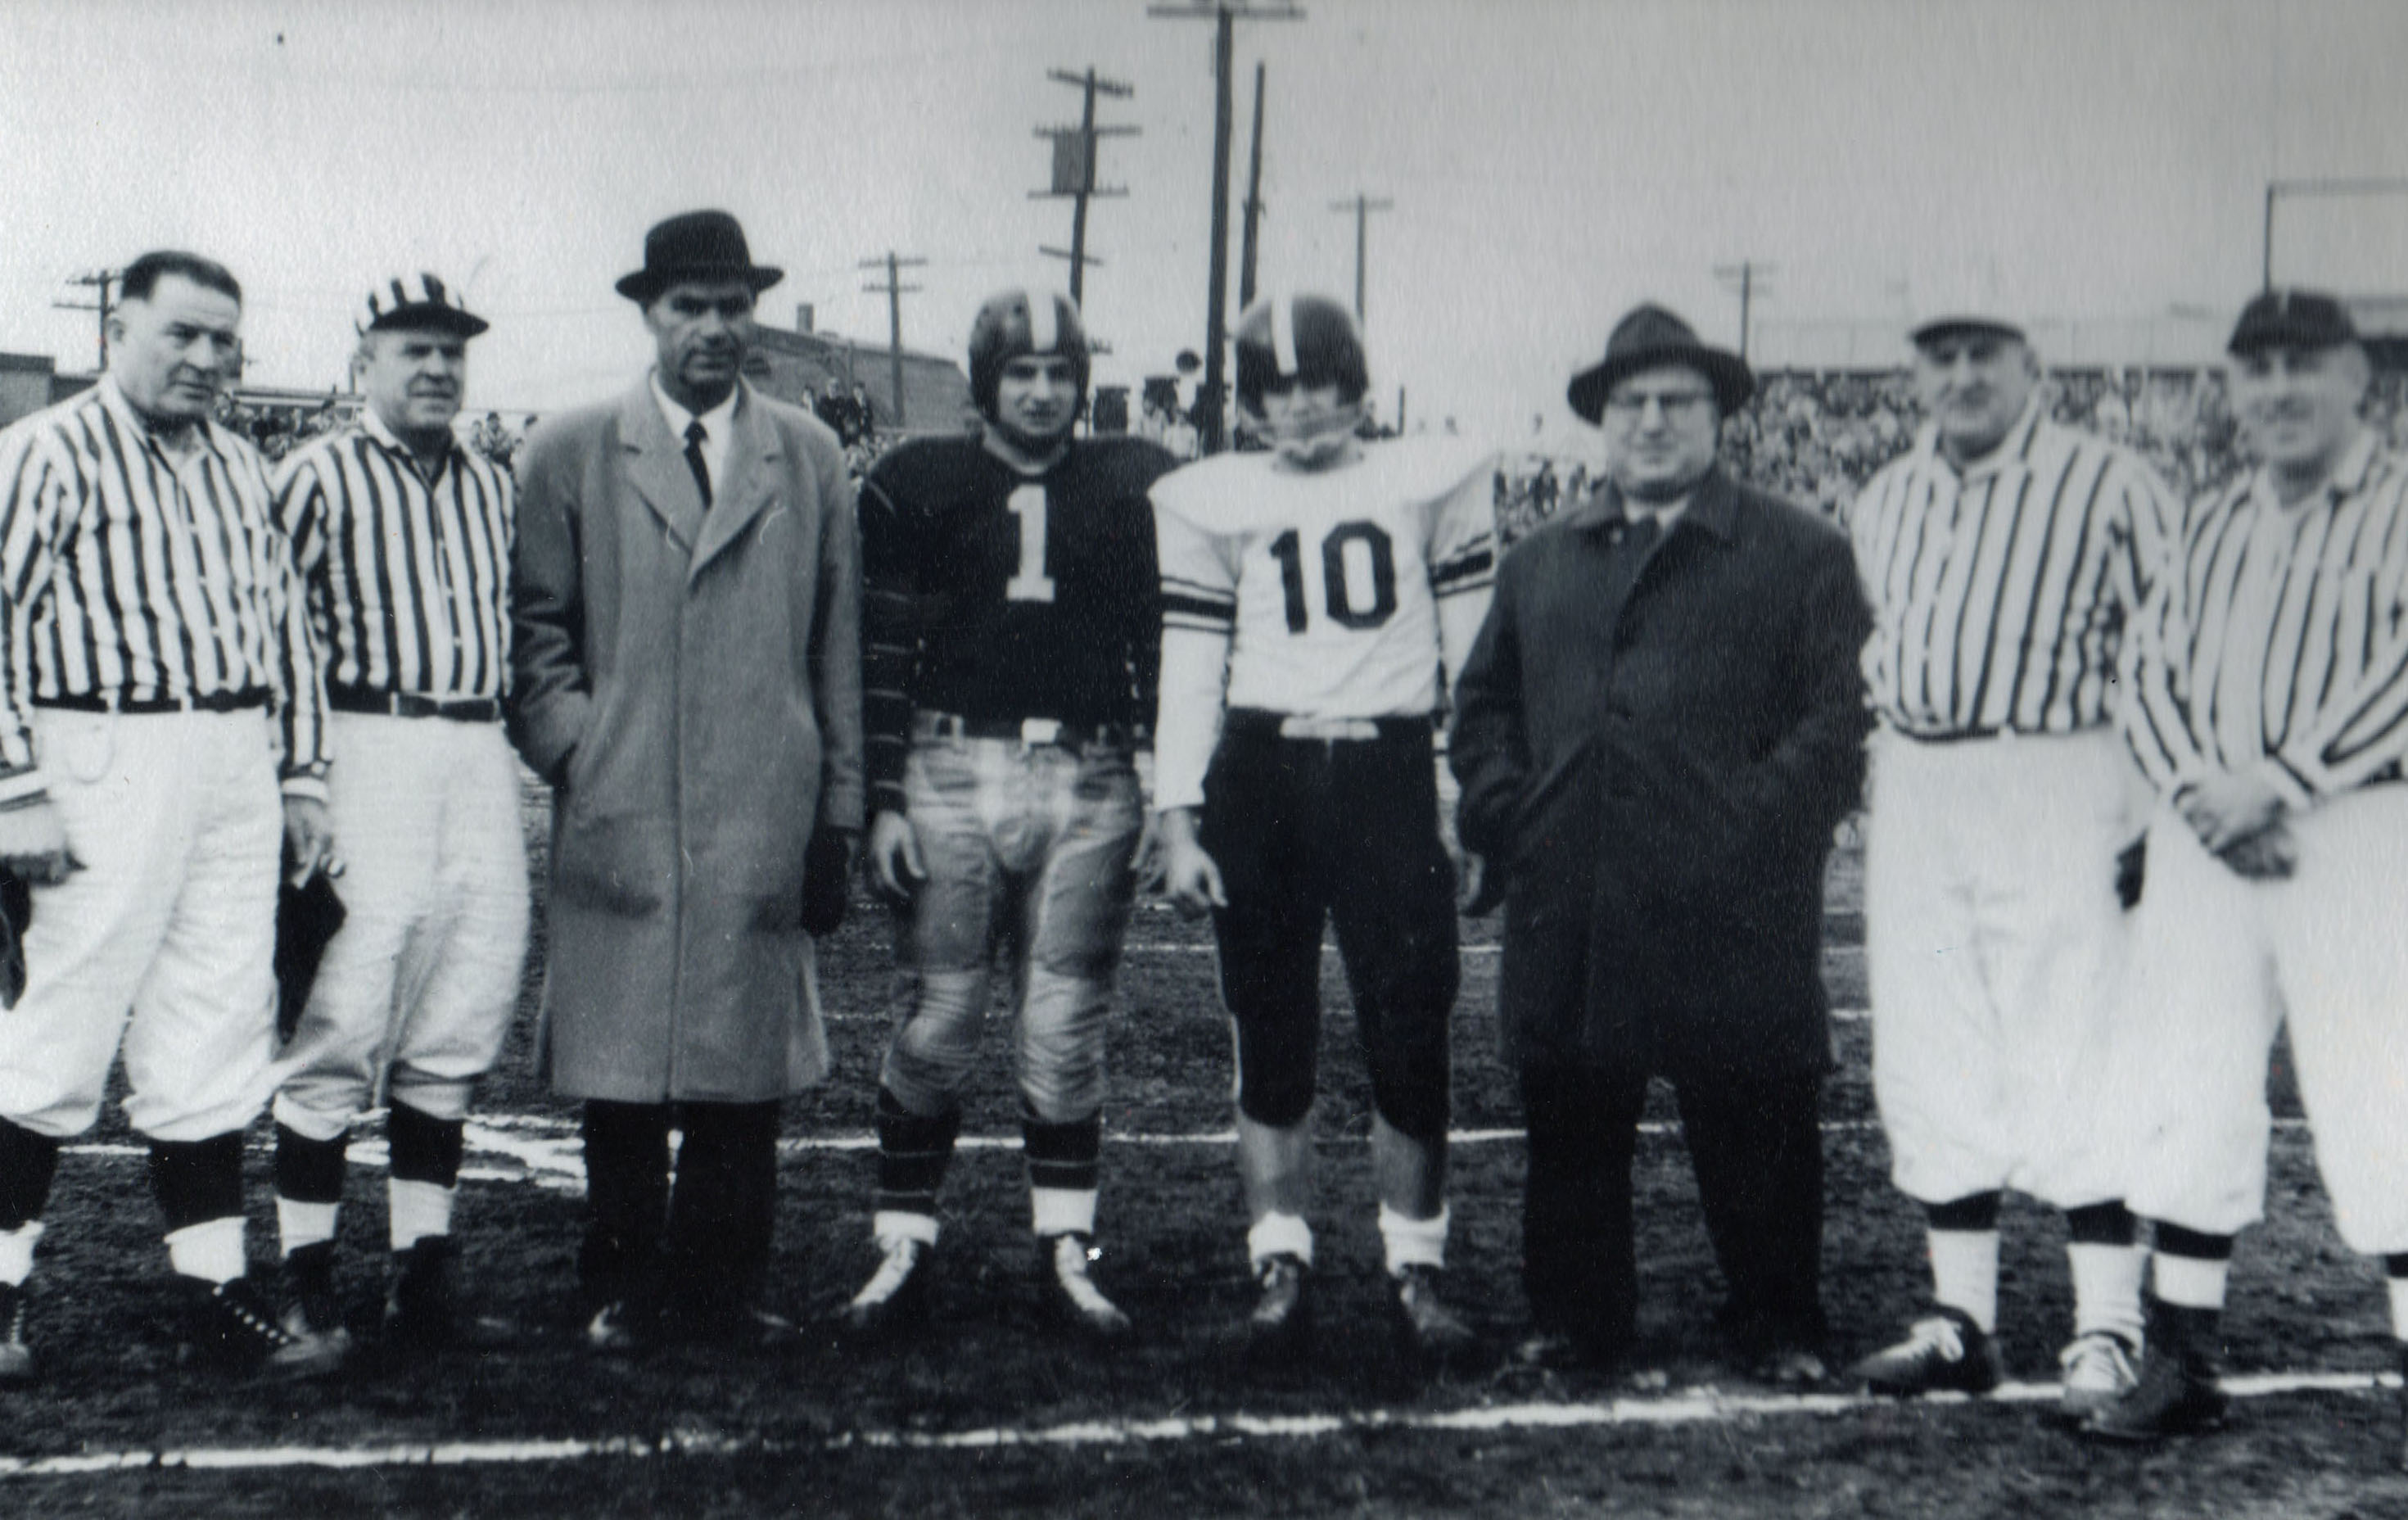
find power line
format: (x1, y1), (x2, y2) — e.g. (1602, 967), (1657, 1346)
(859, 251), (926, 431)
(1148, 1), (1304, 455)
(1713, 260), (1777, 363)
(55, 269), (119, 372)
(1031, 66), (1136, 310)
(1326, 195), (1392, 324)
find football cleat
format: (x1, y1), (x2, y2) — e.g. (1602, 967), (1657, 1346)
(840, 1235), (933, 1340)
(0, 1280), (31, 1383)
(1848, 1306), (2004, 1396)
(386, 1237), (517, 1352)
(183, 1276), (346, 1379)
(2056, 1330), (2142, 1423)
(1037, 1233), (1132, 1342)
(279, 1242), (353, 1355)
(2080, 1338), (2227, 1441)
(1388, 1264), (1480, 1373)
(1244, 1253), (1312, 1366)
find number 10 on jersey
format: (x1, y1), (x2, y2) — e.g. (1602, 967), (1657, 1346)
(1268, 520), (1398, 632)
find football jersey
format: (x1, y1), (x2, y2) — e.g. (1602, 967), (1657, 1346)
(860, 433), (1176, 813)
(1151, 437), (1498, 810)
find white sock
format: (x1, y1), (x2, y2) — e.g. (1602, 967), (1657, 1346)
(1031, 1187), (1097, 1239)
(2068, 1242), (2148, 1346)
(2384, 1275), (2408, 1341)
(2152, 1252), (2230, 1310)
(1378, 1203), (1448, 1275)
(1927, 1228), (2000, 1333)
(1247, 1211), (1313, 1269)
(871, 1210), (941, 1249)
(277, 1198), (340, 1255)
(388, 1178), (455, 1252)
(0, 1222), (42, 1286)
(165, 1217), (247, 1285)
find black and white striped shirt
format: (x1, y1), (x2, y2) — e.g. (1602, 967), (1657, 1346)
(273, 411), (515, 712)
(0, 378), (324, 805)
(1846, 403), (2180, 738)
(2125, 430), (2408, 808)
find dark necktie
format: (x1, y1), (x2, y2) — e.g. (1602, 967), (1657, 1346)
(683, 418), (712, 508)
(1603, 512), (1660, 613)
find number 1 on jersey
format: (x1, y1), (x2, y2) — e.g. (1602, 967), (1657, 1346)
(1005, 484), (1056, 603)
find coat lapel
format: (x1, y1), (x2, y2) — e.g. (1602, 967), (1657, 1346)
(616, 382), (707, 553)
(689, 385), (787, 581)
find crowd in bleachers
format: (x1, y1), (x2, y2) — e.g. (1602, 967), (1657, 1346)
(1494, 365), (2408, 545)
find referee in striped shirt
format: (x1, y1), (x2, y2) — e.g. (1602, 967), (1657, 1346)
(1844, 299), (2181, 1418)
(2089, 292), (2408, 1457)
(0, 251), (341, 1380)
(265, 274), (526, 1359)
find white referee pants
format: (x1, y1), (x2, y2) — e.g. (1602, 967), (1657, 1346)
(2107, 786), (2408, 1252)
(0, 708), (282, 1141)
(272, 713), (529, 1141)
(1865, 727), (2139, 1208)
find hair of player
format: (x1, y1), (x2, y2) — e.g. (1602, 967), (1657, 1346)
(120, 251), (243, 307)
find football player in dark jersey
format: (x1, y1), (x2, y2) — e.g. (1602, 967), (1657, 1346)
(840, 289), (1176, 1343)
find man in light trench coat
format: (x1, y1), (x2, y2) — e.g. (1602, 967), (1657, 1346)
(510, 210), (864, 1351)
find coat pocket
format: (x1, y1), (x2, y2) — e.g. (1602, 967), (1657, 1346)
(552, 808), (671, 917)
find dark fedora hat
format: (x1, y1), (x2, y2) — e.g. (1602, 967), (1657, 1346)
(615, 210), (784, 303)
(1568, 304), (1754, 423)
(2227, 287), (2361, 355)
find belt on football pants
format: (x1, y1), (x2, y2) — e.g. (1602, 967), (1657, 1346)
(34, 686), (270, 716)
(1224, 708), (1434, 744)
(327, 685), (503, 723)
(913, 711), (1134, 749)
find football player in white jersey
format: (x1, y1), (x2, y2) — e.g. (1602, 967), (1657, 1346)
(1154, 293), (1497, 1371)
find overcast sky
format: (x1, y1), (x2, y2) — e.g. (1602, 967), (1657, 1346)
(2, 0), (2402, 439)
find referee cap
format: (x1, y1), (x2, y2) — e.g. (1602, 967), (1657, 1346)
(357, 273), (490, 338)
(2227, 287), (2360, 355)
(1908, 264), (2026, 347)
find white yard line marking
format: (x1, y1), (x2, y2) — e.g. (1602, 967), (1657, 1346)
(0, 1370), (2395, 1477)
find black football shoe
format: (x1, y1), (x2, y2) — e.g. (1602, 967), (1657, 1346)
(1388, 1264), (1480, 1373)
(0, 1280), (31, 1383)
(183, 1275), (346, 1379)
(839, 1235), (933, 1341)
(1848, 1305), (2004, 1396)
(1037, 1233), (1132, 1343)
(1244, 1253), (1312, 1367)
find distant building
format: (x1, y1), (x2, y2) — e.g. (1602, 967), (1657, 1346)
(743, 305), (974, 437)
(0, 353), (56, 430)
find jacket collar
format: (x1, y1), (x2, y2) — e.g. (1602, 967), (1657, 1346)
(1563, 466), (1741, 544)
(613, 375), (785, 577)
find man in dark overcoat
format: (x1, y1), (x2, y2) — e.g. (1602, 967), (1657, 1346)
(1451, 305), (1871, 1382)
(510, 210), (863, 1350)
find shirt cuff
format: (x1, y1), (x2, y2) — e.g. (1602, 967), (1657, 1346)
(279, 774), (331, 804)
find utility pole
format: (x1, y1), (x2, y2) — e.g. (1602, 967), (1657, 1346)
(1713, 260), (1777, 363)
(55, 269), (119, 372)
(1150, 1), (1303, 455)
(859, 251), (926, 431)
(1237, 61), (1267, 310)
(1032, 66), (1136, 308)
(1326, 194), (1393, 323)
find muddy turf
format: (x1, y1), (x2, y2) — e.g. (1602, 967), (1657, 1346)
(4, 794), (2406, 1518)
